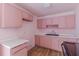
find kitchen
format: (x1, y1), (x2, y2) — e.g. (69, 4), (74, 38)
(0, 3), (79, 56)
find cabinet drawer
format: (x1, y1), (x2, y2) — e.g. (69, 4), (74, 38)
(13, 47), (27, 56)
(11, 43), (28, 54)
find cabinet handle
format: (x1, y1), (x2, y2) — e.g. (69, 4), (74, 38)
(22, 18), (32, 22)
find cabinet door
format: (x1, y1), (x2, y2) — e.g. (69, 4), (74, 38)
(0, 4), (2, 26)
(37, 19), (42, 28)
(22, 12), (33, 21)
(58, 16), (66, 28)
(35, 35), (40, 46)
(45, 16), (66, 29)
(41, 19), (47, 28)
(65, 15), (75, 28)
(37, 19), (46, 28)
(45, 17), (59, 28)
(51, 37), (59, 51)
(45, 18), (53, 25)
(53, 17), (60, 25)
(2, 4), (22, 27)
(0, 45), (2, 56)
(40, 36), (52, 48)
(13, 47), (27, 56)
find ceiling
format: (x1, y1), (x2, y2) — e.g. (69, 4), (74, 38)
(16, 3), (78, 17)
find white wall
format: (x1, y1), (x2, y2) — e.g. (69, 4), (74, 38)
(17, 16), (37, 48)
(75, 5), (79, 36)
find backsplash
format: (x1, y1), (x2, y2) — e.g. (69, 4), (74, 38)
(0, 28), (18, 39)
(0, 21), (35, 39)
(36, 28), (76, 36)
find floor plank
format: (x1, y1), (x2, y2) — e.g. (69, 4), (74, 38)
(28, 46), (63, 56)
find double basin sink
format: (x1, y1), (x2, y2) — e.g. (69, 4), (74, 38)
(45, 34), (78, 38)
(45, 34), (59, 36)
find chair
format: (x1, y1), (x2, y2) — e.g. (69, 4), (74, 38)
(61, 41), (76, 56)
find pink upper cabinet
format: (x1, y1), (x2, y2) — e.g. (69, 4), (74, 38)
(52, 17), (59, 25)
(57, 16), (66, 28)
(37, 14), (75, 29)
(22, 11), (33, 22)
(56, 15), (75, 29)
(65, 15), (75, 29)
(46, 17), (59, 25)
(58, 14), (75, 29)
(2, 4), (23, 27)
(37, 19), (42, 28)
(47, 15), (75, 29)
(45, 18), (53, 25)
(37, 19), (47, 29)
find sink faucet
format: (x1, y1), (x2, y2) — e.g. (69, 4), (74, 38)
(48, 30), (56, 34)
(46, 30), (59, 36)
(51, 30), (56, 34)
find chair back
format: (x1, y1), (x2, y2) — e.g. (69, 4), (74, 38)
(61, 41), (76, 56)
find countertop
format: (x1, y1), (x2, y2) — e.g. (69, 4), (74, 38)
(1, 39), (29, 49)
(36, 34), (79, 39)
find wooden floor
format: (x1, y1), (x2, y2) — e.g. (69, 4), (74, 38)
(28, 46), (63, 56)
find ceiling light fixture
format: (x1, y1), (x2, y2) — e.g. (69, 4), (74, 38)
(43, 3), (51, 8)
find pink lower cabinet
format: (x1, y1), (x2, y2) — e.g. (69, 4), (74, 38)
(40, 36), (52, 48)
(51, 37), (60, 51)
(12, 47), (27, 56)
(35, 35), (40, 46)
(35, 35), (78, 52)
(36, 35), (61, 51)
(0, 45), (2, 56)
(2, 43), (28, 56)
(39, 36), (61, 51)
